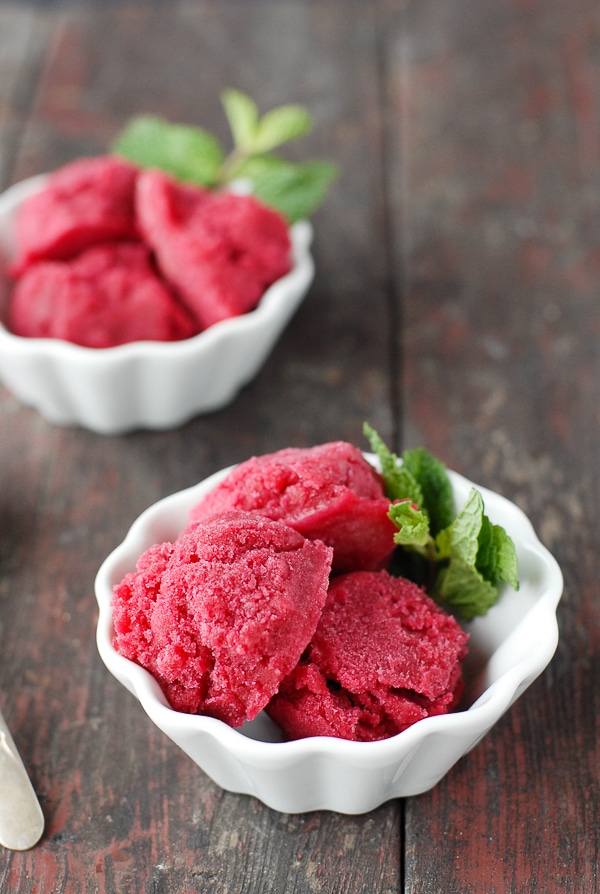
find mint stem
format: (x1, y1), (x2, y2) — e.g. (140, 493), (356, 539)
(215, 147), (248, 187)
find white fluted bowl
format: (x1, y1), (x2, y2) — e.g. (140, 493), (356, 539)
(94, 457), (563, 814)
(0, 175), (314, 435)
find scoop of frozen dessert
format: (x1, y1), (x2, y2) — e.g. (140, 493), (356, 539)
(190, 442), (398, 573)
(9, 241), (198, 347)
(266, 570), (469, 741)
(111, 510), (333, 726)
(135, 169), (292, 329)
(10, 155), (139, 275)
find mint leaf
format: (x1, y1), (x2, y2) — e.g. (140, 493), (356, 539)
(245, 157), (337, 223)
(435, 557), (499, 620)
(112, 116), (223, 187)
(450, 489), (520, 591)
(221, 89), (259, 154)
(402, 447), (455, 536)
(495, 526), (519, 590)
(363, 423), (423, 505)
(363, 422), (401, 493)
(222, 91), (311, 155)
(388, 501), (430, 548)
(446, 488), (483, 567)
(477, 518), (520, 590)
(434, 525), (452, 561)
(363, 425), (453, 536)
(253, 104), (312, 153)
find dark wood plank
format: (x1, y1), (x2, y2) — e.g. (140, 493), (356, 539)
(0, 2), (400, 892)
(387, 0), (600, 891)
(0, 5), (53, 189)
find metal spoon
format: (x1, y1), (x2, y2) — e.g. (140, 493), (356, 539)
(0, 707), (44, 850)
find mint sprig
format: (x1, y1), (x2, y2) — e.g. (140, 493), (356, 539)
(364, 423), (520, 620)
(112, 89), (337, 223)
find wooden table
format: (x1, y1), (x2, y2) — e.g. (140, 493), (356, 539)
(0, 1), (597, 891)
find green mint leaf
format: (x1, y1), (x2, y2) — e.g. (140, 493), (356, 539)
(435, 557), (499, 620)
(448, 488), (484, 567)
(221, 92), (311, 155)
(253, 104), (313, 154)
(389, 467), (425, 508)
(389, 501), (430, 548)
(434, 488), (520, 618)
(362, 422), (400, 490)
(495, 526), (520, 590)
(452, 488), (520, 591)
(241, 156), (337, 223)
(475, 513), (495, 579)
(112, 116), (223, 187)
(402, 447), (455, 536)
(434, 526), (453, 561)
(362, 423), (423, 505)
(221, 89), (259, 154)
(478, 519), (520, 590)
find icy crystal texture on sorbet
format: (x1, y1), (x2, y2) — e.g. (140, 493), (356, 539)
(190, 442), (398, 573)
(112, 511), (333, 726)
(267, 571), (469, 742)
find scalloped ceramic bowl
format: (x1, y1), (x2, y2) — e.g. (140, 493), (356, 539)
(0, 175), (314, 435)
(94, 456), (563, 814)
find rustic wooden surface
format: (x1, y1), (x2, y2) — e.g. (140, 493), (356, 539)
(0, 0), (598, 891)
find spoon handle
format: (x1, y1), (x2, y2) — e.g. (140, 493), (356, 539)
(0, 708), (44, 850)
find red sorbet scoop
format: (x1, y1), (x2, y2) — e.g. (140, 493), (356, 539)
(135, 169), (292, 329)
(112, 510), (333, 726)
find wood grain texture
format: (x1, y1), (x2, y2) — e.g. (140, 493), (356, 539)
(389, 1), (600, 891)
(0, 0), (598, 891)
(0, 2), (399, 893)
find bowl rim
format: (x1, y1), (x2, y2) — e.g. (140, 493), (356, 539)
(94, 457), (563, 762)
(0, 172), (313, 361)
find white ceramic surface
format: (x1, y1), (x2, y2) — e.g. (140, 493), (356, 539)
(95, 457), (563, 814)
(0, 175), (314, 435)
